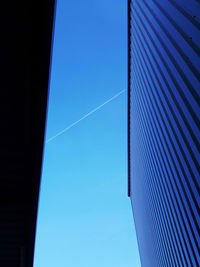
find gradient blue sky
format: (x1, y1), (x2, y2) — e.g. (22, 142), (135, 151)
(33, 1), (141, 266)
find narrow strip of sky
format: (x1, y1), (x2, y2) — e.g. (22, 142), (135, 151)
(46, 89), (126, 143)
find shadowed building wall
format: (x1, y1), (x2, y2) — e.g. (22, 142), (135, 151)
(128, 0), (200, 266)
(0, 1), (55, 266)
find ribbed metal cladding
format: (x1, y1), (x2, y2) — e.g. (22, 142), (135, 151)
(128, 0), (200, 266)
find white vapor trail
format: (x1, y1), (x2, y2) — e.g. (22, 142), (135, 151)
(46, 89), (126, 143)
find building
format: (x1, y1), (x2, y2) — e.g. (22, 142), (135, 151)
(0, 0), (55, 266)
(128, 0), (200, 266)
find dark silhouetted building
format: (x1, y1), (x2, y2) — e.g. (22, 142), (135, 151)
(0, 0), (55, 266)
(128, 0), (200, 266)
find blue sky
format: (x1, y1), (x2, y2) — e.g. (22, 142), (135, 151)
(33, 0), (141, 266)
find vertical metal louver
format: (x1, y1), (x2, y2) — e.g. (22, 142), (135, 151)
(128, 0), (200, 266)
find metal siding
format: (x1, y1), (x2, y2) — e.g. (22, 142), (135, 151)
(129, 0), (200, 266)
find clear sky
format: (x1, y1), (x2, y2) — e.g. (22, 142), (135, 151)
(33, 0), (141, 266)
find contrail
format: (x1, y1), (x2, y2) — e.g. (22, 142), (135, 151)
(46, 89), (126, 143)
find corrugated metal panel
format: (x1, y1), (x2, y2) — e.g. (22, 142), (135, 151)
(128, 0), (200, 266)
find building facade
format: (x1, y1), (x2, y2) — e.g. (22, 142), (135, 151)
(1, 0), (55, 266)
(128, 0), (200, 266)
